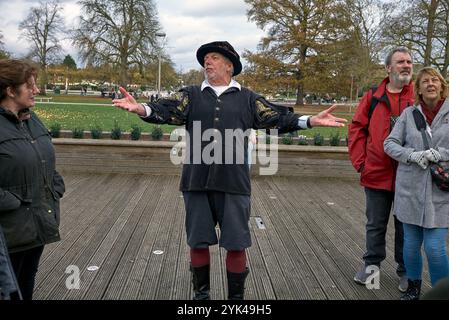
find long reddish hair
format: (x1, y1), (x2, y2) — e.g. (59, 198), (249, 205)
(0, 59), (38, 102)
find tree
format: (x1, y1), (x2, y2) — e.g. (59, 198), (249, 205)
(0, 30), (8, 59)
(382, 0), (449, 77)
(244, 0), (353, 105)
(72, 0), (162, 86)
(435, 0), (449, 77)
(181, 69), (204, 86)
(63, 54), (77, 69)
(19, 0), (65, 94)
(339, 0), (390, 98)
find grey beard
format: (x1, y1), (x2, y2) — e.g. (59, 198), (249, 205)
(391, 72), (411, 87)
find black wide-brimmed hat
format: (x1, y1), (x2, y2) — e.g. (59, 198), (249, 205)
(196, 41), (242, 76)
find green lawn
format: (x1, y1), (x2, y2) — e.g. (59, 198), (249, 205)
(33, 96), (352, 138)
(296, 123), (349, 139)
(34, 103), (175, 133)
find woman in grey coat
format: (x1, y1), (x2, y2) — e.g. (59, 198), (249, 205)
(384, 67), (449, 300)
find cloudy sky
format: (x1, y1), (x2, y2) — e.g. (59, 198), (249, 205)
(0, 0), (266, 72)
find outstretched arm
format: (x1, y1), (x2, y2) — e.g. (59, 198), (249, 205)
(113, 87), (189, 125)
(253, 97), (347, 134)
(309, 105), (347, 127)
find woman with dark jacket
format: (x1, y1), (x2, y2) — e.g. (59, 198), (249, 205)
(384, 67), (449, 300)
(0, 59), (65, 300)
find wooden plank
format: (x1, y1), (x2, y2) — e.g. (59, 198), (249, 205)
(119, 176), (175, 299)
(138, 175), (183, 299)
(59, 175), (140, 299)
(250, 180), (308, 299)
(75, 175), (151, 299)
(34, 174), (435, 300)
(39, 174), (115, 261)
(301, 178), (433, 294)
(34, 175), (136, 299)
(273, 177), (380, 299)
(35, 174), (125, 291)
(170, 193), (194, 300)
(101, 175), (166, 299)
(252, 178), (333, 300)
(152, 186), (186, 300)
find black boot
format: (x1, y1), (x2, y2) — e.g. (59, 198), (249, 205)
(227, 268), (249, 300)
(400, 279), (421, 300)
(190, 264), (210, 300)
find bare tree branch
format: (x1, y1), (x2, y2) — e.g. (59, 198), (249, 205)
(72, 0), (162, 85)
(19, 0), (65, 94)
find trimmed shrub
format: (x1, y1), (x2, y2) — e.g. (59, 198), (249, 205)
(313, 133), (324, 146)
(49, 123), (61, 138)
(72, 128), (84, 139)
(90, 126), (102, 139)
(130, 124), (142, 140)
(111, 121), (122, 140)
(151, 126), (163, 140)
(329, 132), (340, 146)
(281, 133), (293, 145)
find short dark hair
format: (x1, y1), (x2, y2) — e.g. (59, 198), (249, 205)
(384, 47), (412, 67)
(0, 59), (38, 102)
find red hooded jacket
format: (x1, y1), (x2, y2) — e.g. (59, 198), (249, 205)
(348, 77), (414, 191)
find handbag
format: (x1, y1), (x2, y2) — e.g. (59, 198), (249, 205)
(412, 109), (449, 191)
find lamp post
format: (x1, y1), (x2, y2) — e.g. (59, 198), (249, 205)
(350, 73), (354, 103)
(156, 32), (166, 96)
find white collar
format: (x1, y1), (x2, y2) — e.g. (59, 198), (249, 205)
(201, 79), (241, 91)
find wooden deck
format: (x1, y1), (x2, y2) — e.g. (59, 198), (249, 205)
(33, 173), (433, 300)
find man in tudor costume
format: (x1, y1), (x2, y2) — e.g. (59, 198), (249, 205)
(113, 41), (346, 300)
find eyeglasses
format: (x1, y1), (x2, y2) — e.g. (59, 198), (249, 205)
(25, 82), (39, 91)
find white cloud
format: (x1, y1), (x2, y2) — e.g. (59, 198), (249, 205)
(157, 0), (265, 71)
(0, 0), (30, 56)
(180, 0), (250, 17)
(0, 0), (266, 71)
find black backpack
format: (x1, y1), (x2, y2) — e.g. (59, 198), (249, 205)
(367, 86), (379, 120)
(367, 86), (410, 130)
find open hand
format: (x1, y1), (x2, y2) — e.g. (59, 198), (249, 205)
(113, 87), (146, 116)
(309, 104), (347, 127)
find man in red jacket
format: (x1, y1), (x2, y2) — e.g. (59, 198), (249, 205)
(348, 47), (414, 292)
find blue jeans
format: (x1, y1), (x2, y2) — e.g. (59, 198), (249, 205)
(403, 223), (449, 286)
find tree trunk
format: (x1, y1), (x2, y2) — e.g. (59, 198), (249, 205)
(119, 66), (129, 87)
(442, 2), (449, 78)
(424, 0), (439, 66)
(119, 54), (129, 86)
(40, 66), (47, 95)
(442, 36), (449, 78)
(295, 82), (304, 106)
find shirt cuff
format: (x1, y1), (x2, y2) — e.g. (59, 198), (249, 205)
(140, 103), (152, 118)
(298, 115), (312, 129)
